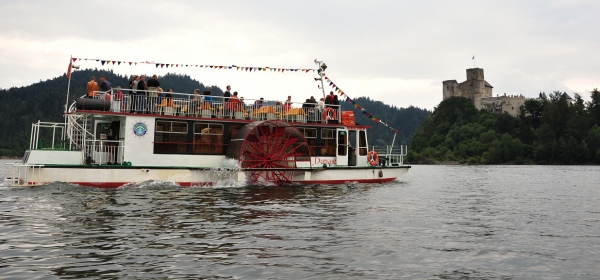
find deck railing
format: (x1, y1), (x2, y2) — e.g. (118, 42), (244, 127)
(373, 145), (407, 166)
(76, 89), (342, 124)
(84, 139), (124, 165)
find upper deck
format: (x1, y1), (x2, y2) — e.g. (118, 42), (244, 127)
(72, 89), (354, 127)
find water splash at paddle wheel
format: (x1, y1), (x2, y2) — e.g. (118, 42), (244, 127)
(226, 120), (311, 185)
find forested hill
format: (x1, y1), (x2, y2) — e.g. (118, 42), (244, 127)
(340, 97), (430, 146)
(0, 70), (430, 157)
(0, 69), (222, 157)
(410, 90), (600, 164)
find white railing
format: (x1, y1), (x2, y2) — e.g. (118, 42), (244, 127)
(84, 139), (124, 165)
(373, 145), (407, 166)
(29, 121), (66, 150)
(4, 162), (43, 187)
(79, 89), (343, 124)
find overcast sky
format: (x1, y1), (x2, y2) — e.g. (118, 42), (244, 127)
(0, 0), (599, 110)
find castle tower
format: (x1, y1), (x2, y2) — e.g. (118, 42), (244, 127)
(466, 68), (484, 81)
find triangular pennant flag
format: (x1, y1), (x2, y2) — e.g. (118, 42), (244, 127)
(176, 64), (179, 67)
(101, 60), (106, 65)
(166, 64), (169, 68)
(170, 64), (174, 67)
(107, 60), (111, 63)
(219, 66), (224, 69)
(156, 63), (160, 68)
(161, 64), (164, 68)
(129, 62), (132, 65)
(135, 62), (137, 65)
(112, 61), (116, 65)
(72, 58), (77, 62)
(118, 61), (121, 65)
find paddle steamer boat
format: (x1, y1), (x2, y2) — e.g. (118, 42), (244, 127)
(5, 62), (409, 188)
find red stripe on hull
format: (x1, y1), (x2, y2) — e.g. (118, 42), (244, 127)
(68, 178), (397, 188)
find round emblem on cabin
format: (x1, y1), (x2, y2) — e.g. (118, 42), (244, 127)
(133, 122), (148, 137)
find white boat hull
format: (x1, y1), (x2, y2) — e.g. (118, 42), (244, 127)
(7, 165), (409, 188)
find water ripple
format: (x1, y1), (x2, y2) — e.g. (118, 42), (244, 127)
(1, 164), (600, 279)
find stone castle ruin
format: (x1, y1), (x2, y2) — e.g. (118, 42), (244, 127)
(443, 68), (525, 117)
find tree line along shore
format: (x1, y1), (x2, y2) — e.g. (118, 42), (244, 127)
(410, 90), (600, 165)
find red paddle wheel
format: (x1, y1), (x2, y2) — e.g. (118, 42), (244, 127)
(226, 120), (311, 185)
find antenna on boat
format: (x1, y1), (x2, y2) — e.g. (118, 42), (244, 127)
(65, 56), (72, 115)
(64, 55), (80, 114)
(314, 59), (327, 100)
(64, 55), (79, 142)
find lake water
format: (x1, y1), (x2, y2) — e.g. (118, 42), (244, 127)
(1, 160), (599, 279)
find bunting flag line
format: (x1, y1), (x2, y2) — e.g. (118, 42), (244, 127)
(324, 76), (400, 134)
(70, 57), (317, 73)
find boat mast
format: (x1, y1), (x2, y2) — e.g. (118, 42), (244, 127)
(65, 55), (72, 115)
(63, 56), (73, 143)
(314, 59), (327, 100)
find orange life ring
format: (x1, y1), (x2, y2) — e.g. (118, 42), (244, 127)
(367, 151), (379, 166)
(322, 107), (337, 121)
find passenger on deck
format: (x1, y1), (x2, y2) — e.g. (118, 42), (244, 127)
(254, 98), (264, 109)
(114, 86), (124, 101)
(192, 89), (203, 113)
(154, 87), (165, 113)
(127, 75), (138, 112)
(147, 75), (160, 100)
(135, 75), (147, 113)
(165, 89), (174, 107)
(332, 95), (340, 107)
(283, 96), (292, 111)
(317, 97), (325, 110)
(225, 91), (240, 117)
(325, 91), (335, 108)
(202, 90), (213, 105)
(111, 86), (124, 112)
(86, 76), (99, 98)
(302, 98), (312, 111)
(99, 75), (112, 94)
(274, 100), (283, 114)
(223, 85), (232, 102)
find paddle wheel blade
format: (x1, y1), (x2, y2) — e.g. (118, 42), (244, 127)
(226, 120), (311, 186)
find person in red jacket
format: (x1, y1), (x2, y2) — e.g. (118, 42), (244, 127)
(225, 91), (240, 118)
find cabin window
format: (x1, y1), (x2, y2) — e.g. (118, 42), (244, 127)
(359, 130), (367, 155)
(337, 130), (347, 156)
(193, 123), (223, 154)
(229, 124), (245, 140)
(298, 127), (317, 155)
(321, 128), (336, 156)
(154, 121), (188, 154)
